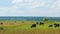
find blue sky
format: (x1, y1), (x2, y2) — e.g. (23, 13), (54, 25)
(0, 0), (60, 17)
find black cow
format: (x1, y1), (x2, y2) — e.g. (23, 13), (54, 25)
(54, 24), (60, 27)
(31, 24), (36, 28)
(39, 22), (44, 25)
(0, 22), (3, 25)
(49, 25), (53, 27)
(36, 22), (38, 24)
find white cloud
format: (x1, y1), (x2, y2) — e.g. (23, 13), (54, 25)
(12, 0), (47, 8)
(0, 5), (16, 16)
(0, 5), (26, 16)
(27, 9), (60, 17)
(12, 0), (23, 4)
(50, 0), (60, 9)
(11, 0), (60, 17)
(12, 0), (60, 9)
(0, 0), (60, 17)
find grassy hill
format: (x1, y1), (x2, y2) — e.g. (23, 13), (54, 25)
(0, 20), (60, 34)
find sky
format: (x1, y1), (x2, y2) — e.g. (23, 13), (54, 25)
(0, 0), (60, 17)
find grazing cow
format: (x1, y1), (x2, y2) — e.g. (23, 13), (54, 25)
(54, 24), (60, 27)
(0, 22), (3, 25)
(39, 22), (44, 25)
(49, 25), (53, 27)
(31, 24), (36, 28)
(36, 22), (38, 24)
(0, 28), (4, 30)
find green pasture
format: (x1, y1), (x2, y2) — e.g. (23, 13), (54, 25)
(0, 20), (60, 30)
(0, 20), (60, 34)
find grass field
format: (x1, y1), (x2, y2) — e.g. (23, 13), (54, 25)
(0, 20), (60, 34)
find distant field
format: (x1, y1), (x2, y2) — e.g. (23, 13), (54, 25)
(0, 21), (60, 34)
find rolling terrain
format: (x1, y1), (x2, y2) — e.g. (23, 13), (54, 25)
(0, 20), (60, 34)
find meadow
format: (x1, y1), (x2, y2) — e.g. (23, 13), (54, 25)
(0, 20), (60, 34)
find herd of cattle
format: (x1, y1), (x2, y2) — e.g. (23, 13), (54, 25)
(0, 21), (60, 30)
(31, 22), (60, 28)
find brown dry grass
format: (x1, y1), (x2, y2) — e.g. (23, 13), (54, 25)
(0, 28), (60, 34)
(0, 21), (35, 27)
(0, 21), (60, 34)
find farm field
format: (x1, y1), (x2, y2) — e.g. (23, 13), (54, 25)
(0, 20), (60, 34)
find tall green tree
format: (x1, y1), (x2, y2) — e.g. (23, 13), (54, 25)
(43, 17), (48, 22)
